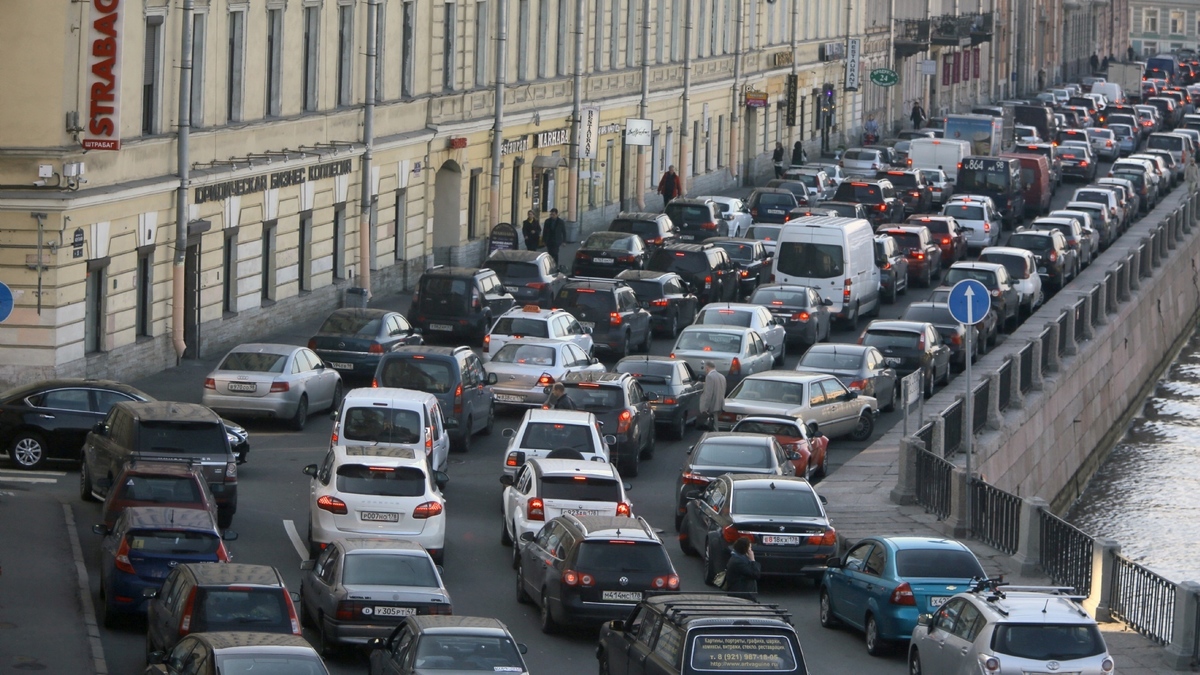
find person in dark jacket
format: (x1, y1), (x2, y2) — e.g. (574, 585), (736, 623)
(522, 210), (542, 250)
(658, 166), (682, 203)
(791, 141), (806, 167)
(910, 102), (926, 130)
(546, 382), (577, 410)
(723, 537), (761, 600)
(542, 208), (566, 268)
(772, 142), (786, 177)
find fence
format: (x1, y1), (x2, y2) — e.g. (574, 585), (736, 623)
(971, 381), (988, 434)
(914, 447), (953, 519)
(1038, 508), (1094, 596)
(968, 479), (1021, 555)
(1018, 343), (1034, 393)
(997, 359), (1012, 411)
(942, 399), (963, 456)
(1110, 553), (1177, 645)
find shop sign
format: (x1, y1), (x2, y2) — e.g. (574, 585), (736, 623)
(578, 107), (601, 160)
(83, 0), (125, 150)
(599, 122), (622, 135)
(488, 222), (519, 253)
(845, 38), (861, 91)
(625, 118), (653, 146)
(745, 90), (769, 108)
(194, 158), (354, 204)
(870, 68), (899, 87)
(536, 128), (570, 148)
(72, 228), (85, 259)
(772, 51), (794, 67)
(501, 136), (529, 155)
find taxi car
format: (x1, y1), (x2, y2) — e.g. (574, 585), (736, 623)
(484, 305), (593, 358)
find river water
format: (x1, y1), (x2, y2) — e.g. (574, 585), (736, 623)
(1066, 329), (1200, 583)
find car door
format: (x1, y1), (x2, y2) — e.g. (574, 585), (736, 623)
(378, 625), (417, 675)
(689, 480), (729, 557)
(31, 387), (100, 454)
(818, 378), (861, 437)
(749, 332), (773, 374)
(756, 307), (785, 354)
(522, 521), (562, 601)
(866, 348), (898, 405)
(504, 464), (533, 535)
(311, 542), (343, 625)
(676, 362), (703, 420)
(939, 600), (987, 672)
(305, 348), (340, 408)
(612, 605), (659, 675)
(147, 568), (183, 652)
(827, 541), (875, 628)
(629, 381), (653, 447)
(996, 270), (1019, 320)
(918, 597), (970, 674)
(562, 314), (594, 354)
(927, 326), (951, 380)
(480, 274), (513, 315)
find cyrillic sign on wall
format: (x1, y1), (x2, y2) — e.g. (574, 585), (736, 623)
(84, 0), (124, 151)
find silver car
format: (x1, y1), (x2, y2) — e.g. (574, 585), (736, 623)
(484, 338), (606, 408)
(300, 538), (452, 648)
(670, 326), (775, 393)
(717, 370), (878, 441)
(201, 343), (343, 430)
(794, 344), (899, 413)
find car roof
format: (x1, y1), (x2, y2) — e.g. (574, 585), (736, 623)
(879, 226), (926, 236)
(724, 475), (816, 490)
(338, 538), (430, 554)
(616, 270), (676, 282)
(523, 408), (595, 424)
(741, 369), (835, 384)
(560, 371), (631, 385)
(678, 325), (757, 337)
(562, 278), (628, 290)
(223, 342), (298, 357)
(0, 378), (146, 401)
(182, 562), (285, 586)
(389, 345), (472, 358)
(423, 266), (488, 278)
(323, 308), (393, 321)
(733, 415), (806, 427)
(614, 211), (667, 221)
(486, 249), (546, 262)
(698, 302), (765, 313)
(498, 305), (561, 318)
(584, 231), (638, 243)
(640, 593), (794, 627)
(703, 237), (760, 246)
(117, 401), (221, 423)
(696, 431), (778, 445)
(802, 343), (871, 356)
(865, 320), (932, 333)
(333, 444), (425, 464)
(122, 506), (220, 531)
(616, 354), (679, 367)
(494, 337), (568, 348)
(980, 246), (1035, 259)
(949, 261), (1006, 273)
(341, 387), (437, 406)
(410, 615), (513, 634)
(750, 187), (795, 195)
(198, 632), (318, 652)
(119, 460), (204, 478)
(870, 536), (975, 551)
(562, 515), (658, 541)
(969, 589), (1097, 624)
(528, 457), (620, 478)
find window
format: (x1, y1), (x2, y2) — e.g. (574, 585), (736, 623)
(265, 8), (283, 116)
(557, 0), (569, 75)
(299, 211), (313, 292)
(656, 0), (665, 63)
(141, 16), (163, 135)
(190, 13), (206, 127)
(519, 0), (531, 78)
(84, 262), (107, 353)
(303, 6), (320, 111)
(227, 10), (245, 122)
(337, 4), (354, 106)
(394, 189), (407, 260)
(1170, 10), (1185, 35)
(537, 0), (549, 77)
(594, 0), (605, 70)
(697, 0), (707, 57)
(333, 203), (347, 279)
(373, 3), (386, 99)
(261, 220), (277, 303)
(717, 115), (725, 167)
(443, 2), (457, 90)
(611, 0), (622, 70)
(136, 251), (153, 337)
(475, 1), (489, 87)
(222, 230), (237, 314)
(1143, 8), (1159, 34)
(1142, 41), (1158, 57)
(749, 0), (758, 48)
(626, 0), (637, 67)
(710, 0), (720, 55)
(670, 0), (681, 61)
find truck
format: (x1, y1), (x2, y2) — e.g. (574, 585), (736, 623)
(907, 138), (972, 180)
(944, 114), (1007, 156)
(1145, 54), (1179, 84)
(1107, 62), (1145, 100)
(1013, 104), (1057, 144)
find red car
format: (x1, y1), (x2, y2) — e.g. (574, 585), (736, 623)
(730, 415), (830, 481)
(100, 460), (219, 529)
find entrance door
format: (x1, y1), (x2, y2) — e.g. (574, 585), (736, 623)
(183, 242), (201, 359)
(510, 160), (523, 225)
(433, 161), (463, 252)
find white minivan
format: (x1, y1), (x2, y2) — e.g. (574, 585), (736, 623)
(332, 387), (451, 473)
(772, 216), (880, 328)
(907, 138), (972, 180)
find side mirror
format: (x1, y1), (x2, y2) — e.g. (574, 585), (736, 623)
(590, 356), (600, 365)
(843, 391), (858, 401)
(683, 489), (701, 501)
(603, 434), (617, 445)
(542, 386), (552, 395)
(92, 524), (109, 536)
(819, 494), (828, 505)
(788, 451), (801, 461)
(645, 392), (659, 402)
(289, 591), (301, 602)
(822, 298), (833, 306)
(623, 482), (633, 491)
(499, 474), (515, 487)
(434, 471), (449, 489)
(808, 423), (819, 436)
(826, 556), (843, 569)
(300, 560), (316, 570)
(487, 372), (499, 385)
(519, 531), (536, 543)
(583, 325), (593, 334)
(148, 651), (167, 665)
(609, 620), (626, 632)
(303, 464), (319, 477)
(315, 362), (326, 369)
(502, 428), (516, 438)
(329, 410), (340, 421)
(368, 638), (387, 649)
(518, 643), (529, 654)
(916, 613), (933, 627)
(437, 565), (445, 577)
(223, 530), (239, 541)
(687, 444), (696, 454)
(92, 421), (107, 435)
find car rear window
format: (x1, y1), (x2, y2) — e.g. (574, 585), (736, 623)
(574, 541), (672, 572)
(491, 343), (557, 366)
(882, 173), (916, 188)
(342, 407), (423, 444)
(750, 287), (811, 307)
(666, 204), (713, 225)
(733, 420), (801, 437)
(776, 242), (845, 278)
(1074, 192), (1108, 205)
(689, 633), (800, 672)
(218, 351), (288, 373)
(319, 314), (381, 336)
(565, 385), (625, 410)
(693, 441), (772, 468)
(336, 464), (427, 496)
(485, 261), (541, 279)
(733, 487), (822, 517)
(917, 220), (950, 235)
(711, 241), (756, 261)
(127, 530), (219, 555)
(863, 330), (921, 350)
(419, 277), (471, 312)
(1007, 234), (1052, 251)
(943, 205), (985, 221)
(377, 358), (455, 394)
(615, 360), (676, 379)
(729, 378), (805, 403)
(583, 232), (632, 250)
(834, 183), (882, 202)
(797, 350), (862, 370)
(903, 306), (953, 325)
(842, 150), (878, 161)
(675, 330), (742, 353)
(825, 203), (860, 218)
(491, 316), (550, 338)
(753, 192), (797, 208)
(944, 268), (999, 289)
(137, 422), (227, 455)
(621, 279), (666, 299)
(540, 475), (621, 502)
(557, 288), (618, 311)
(697, 308), (753, 328)
(745, 225), (782, 241)
(116, 476), (203, 504)
(610, 219), (660, 238)
(978, 253), (1028, 279)
(894, 549), (985, 578)
(343, 552), (440, 587)
(192, 588), (289, 633)
(991, 624), (1106, 660)
(520, 423), (598, 453)
(216, 655), (327, 675)
(889, 232), (922, 251)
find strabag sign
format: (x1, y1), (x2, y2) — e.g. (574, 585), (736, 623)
(84, 0), (124, 151)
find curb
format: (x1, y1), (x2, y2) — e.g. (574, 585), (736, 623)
(63, 503), (108, 675)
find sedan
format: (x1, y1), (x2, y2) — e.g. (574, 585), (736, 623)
(572, 231), (649, 277)
(730, 415), (830, 481)
(794, 344), (899, 413)
(902, 302), (982, 370)
(308, 309), (424, 382)
(694, 303), (788, 366)
(748, 284), (833, 347)
(202, 343), (343, 430)
(918, 168), (954, 205)
(484, 338), (606, 408)
(700, 195), (753, 237)
(670, 326), (776, 392)
(614, 355), (703, 439)
(718, 371), (878, 442)
(672, 432), (794, 530)
(819, 536), (987, 655)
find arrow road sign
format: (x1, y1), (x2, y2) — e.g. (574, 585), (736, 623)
(947, 279), (991, 325)
(0, 282), (13, 323)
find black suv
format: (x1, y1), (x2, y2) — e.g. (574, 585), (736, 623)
(831, 180), (905, 225)
(559, 371), (656, 477)
(665, 198), (727, 242)
(876, 170), (933, 214)
(573, 231), (650, 277)
(616, 270), (699, 337)
(81, 401), (238, 528)
(609, 212), (679, 251)
(873, 235), (909, 303)
(745, 188), (801, 224)
(1007, 228), (1075, 291)
(515, 515), (678, 631)
(483, 249), (566, 308)
(597, 594), (807, 675)
(876, 226), (943, 288)
(553, 278), (653, 357)
(646, 243), (739, 306)
(703, 237), (773, 298)
(373, 346), (496, 451)
(410, 266), (515, 344)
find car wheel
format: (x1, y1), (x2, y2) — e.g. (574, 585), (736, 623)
(539, 589), (558, 634)
(673, 413), (687, 441)
(674, 507), (685, 532)
(329, 381), (344, 413)
(11, 432), (48, 470)
(641, 427), (656, 460)
(458, 418), (473, 453)
(848, 411), (874, 442)
(641, 327), (653, 353)
(774, 340), (786, 366)
(288, 395), (309, 431)
(80, 459), (98, 502)
(883, 383), (898, 413)
(940, 364), (951, 386)
(819, 588), (841, 628)
(702, 541), (720, 586)
(909, 650), (923, 675)
(299, 591), (315, 628)
(515, 565), (532, 603)
(598, 651), (612, 675)
(619, 332), (631, 359)
(865, 614), (889, 656)
(621, 452), (640, 478)
(667, 312), (680, 338)
(99, 585), (119, 629)
(318, 614), (338, 657)
(500, 517), (512, 546)
(816, 448), (829, 478)
(679, 529), (698, 556)
(924, 370), (935, 398)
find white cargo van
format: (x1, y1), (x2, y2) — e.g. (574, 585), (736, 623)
(907, 138), (972, 180)
(1092, 82), (1125, 106)
(772, 216), (880, 328)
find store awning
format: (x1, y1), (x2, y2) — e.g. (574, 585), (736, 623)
(532, 154), (567, 169)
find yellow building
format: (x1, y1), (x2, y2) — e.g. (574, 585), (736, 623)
(0, 0), (881, 386)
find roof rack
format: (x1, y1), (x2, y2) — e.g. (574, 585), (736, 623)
(649, 596), (794, 625)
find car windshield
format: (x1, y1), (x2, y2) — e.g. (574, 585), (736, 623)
(216, 655), (328, 675)
(343, 552), (440, 587)
(621, 279), (667, 299)
(697, 309), (753, 328)
(610, 219), (660, 238)
(565, 385), (624, 410)
(491, 343), (557, 366)
(192, 588), (289, 633)
(943, 204), (985, 221)
(376, 358), (455, 394)
(978, 253), (1028, 279)
(413, 636), (526, 671)
(540, 475), (621, 502)
(491, 317), (550, 338)
(882, 173), (917, 188)
(136, 422), (227, 455)
(750, 287), (812, 307)
(675, 330), (743, 353)
(729, 379), (806, 403)
(733, 487), (823, 517)
(218, 351), (288, 373)
(693, 441), (773, 468)
(843, 150), (878, 161)
(575, 541), (672, 572)
(1148, 135), (1182, 151)
(336, 464), (427, 496)
(319, 314), (381, 336)
(863, 330), (921, 350)
(797, 350), (863, 371)
(944, 268), (999, 289)
(894, 549), (985, 578)
(991, 624), (1107, 660)
(342, 407), (423, 444)
(712, 241), (757, 261)
(127, 530), (219, 555)
(519, 422), (598, 454)
(485, 261), (541, 279)
(776, 242), (845, 278)
(745, 225), (782, 241)
(115, 475), (203, 504)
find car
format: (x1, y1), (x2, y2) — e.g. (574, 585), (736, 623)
(92, 506), (234, 627)
(670, 325), (776, 391)
(1010, 143), (1063, 187)
(680, 474), (836, 584)
(1108, 122), (1139, 156)
(614, 355), (704, 439)
(203, 343), (343, 430)
(0, 379), (248, 470)
(942, 196), (1002, 252)
(368, 615), (530, 675)
(1014, 124), (1040, 144)
(821, 200), (873, 219)
(698, 195), (754, 237)
(484, 338), (604, 409)
(794, 343), (900, 412)
(100, 459), (218, 529)
(730, 414), (830, 480)
(484, 304), (594, 358)
(747, 284), (833, 346)
(1057, 142), (1098, 181)
(608, 211), (680, 251)
(840, 147), (889, 173)
(745, 187), (803, 224)
(553, 278), (654, 356)
(1070, 189), (1121, 241)
(1005, 228), (1076, 291)
(873, 235), (910, 304)
(904, 215), (969, 267)
(918, 168), (955, 204)
(806, 161), (851, 185)
(672, 432), (795, 529)
(694, 303), (788, 365)
(1034, 215), (1097, 268)
(1086, 127), (1120, 160)
(717, 371), (879, 441)
(573, 231), (650, 277)
(332, 387), (451, 473)
(765, 178), (817, 206)
(781, 167), (836, 202)
(615, 269), (699, 337)
(1138, 147), (1182, 185)
(859, 320), (952, 397)
(978, 247), (1044, 316)
(902, 302), (983, 369)
(500, 458), (632, 557)
(81, 401), (240, 528)
(373, 346), (496, 451)
(1118, 156), (1166, 198)
(515, 515), (679, 631)
(300, 539), (452, 652)
(303, 444), (449, 562)
(500, 408), (613, 479)
(560, 371), (655, 474)
(908, 580), (1115, 675)
(876, 226), (943, 288)
(831, 179), (905, 225)
(665, 198), (728, 242)
(308, 309), (423, 382)
(147, 633), (328, 675)
(1096, 177), (1141, 224)
(943, 262), (1021, 332)
(1109, 162), (1157, 211)
(483, 249), (567, 308)
(876, 170), (934, 214)
(703, 237), (774, 298)
(744, 223), (784, 254)
(410, 266), (516, 345)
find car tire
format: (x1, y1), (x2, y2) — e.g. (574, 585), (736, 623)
(317, 614), (338, 657)
(883, 383), (899, 413)
(865, 614), (889, 656)
(672, 413), (687, 441)
(667, 312), (680, 338)
(598, 651), (612, 675)
(819, 588), (841, 628)
(145, 632), (157, 665)
(299, 592), (315, 628)
(289, 395), (309, 431)
(621, 452), (640, 478)
(481, 403), (496, 435)
(641, 427), (656, 460)
(619, 332), (631, 359)
(680, 529), (698, 556)
(702, 541), (720, 586)
(11, 432), (48, 470)
(909, 650), (923, 675)
(329, 382), (344, 413)
(848, 411), (874, 442)
(500, 518), (513, 546)
(924, 370), (935, 398)
(80, 459), (98, 502)
(815, 448), (829, 479)
(458, 418), (473, 453)
(539, 589), (558, 634)
(674, 509), (685, 532)
(515, 565), (532, 603)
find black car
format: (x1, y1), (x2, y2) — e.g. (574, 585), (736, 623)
(703, 237), (774, 298)
(1006, 228), (1075, 291)
(928, 286), (1001, 351)
(665, 198), (728, 242)
(307, 309), (424, 382)
(573, 231), (649, 277)
(646, 243), (739, 305)
(746, 283), (832, 347)
(822, 201), (872, 219)
(906, 215), (969, 266)
(559, 371), (656, 477)
(483, 249), (566, 308)
(373, 346), (496, 451)
(902, 302), (981, 369)
(673, 432), (793, 530)
(873, 235), (909, 304)
(858, 320), (952, 398)
(608, 212), (679, 251)
(615, 269), (699, 337)
(876, 226), (942, 288)
(831, 180), (905, 225)
(515, 515), (678, 631)
(553, 278), (653, 357)
(745, 188), (802, 224)
(410, 266), (515, 344)
(764, 179), (813, 206)
(614, 355), (703, 440)
(876, 170), (934, 214)
(0, 379), (249, 470)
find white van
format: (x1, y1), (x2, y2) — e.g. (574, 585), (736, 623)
(332, 387), (451, 473)
(907, 138), (972, 180)
(772, 216), (880, 328)
(1092, 82), (1125, 106)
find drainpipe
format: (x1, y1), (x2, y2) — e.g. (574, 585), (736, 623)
(567, 0), (583, 222)
(637, 0), (650, 208)
(729, 0), (744, 185)
(172, 0), (195, 362)
(490, 0), (508, 228)
(358, 0), (378, 299)
(790, 0), (799, 150)
(679, 0), (693, 194)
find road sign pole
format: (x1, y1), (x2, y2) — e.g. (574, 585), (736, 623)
(964, 291), (973, 534)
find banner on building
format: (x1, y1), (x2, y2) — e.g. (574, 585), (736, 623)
(624, 118), (652, 146)
(785, 75), (798, 126)
(962, 49), (972, 81)
(943, 54), (953, 86)
(845, 38), (861, 91)
(973, 47), (981, 79)
(578, 107), (601, 159)
(83, 0), (125, 150)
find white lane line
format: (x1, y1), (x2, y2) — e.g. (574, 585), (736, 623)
(0, 468), (66, 477)
(0, 476), (58, 484)
(63, 504), (110, 675)
(282, 519), (310, 561)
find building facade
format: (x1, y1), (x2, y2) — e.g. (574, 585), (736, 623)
(1129, 1), (1196, 57)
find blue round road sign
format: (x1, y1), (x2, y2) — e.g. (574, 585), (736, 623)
(947, 279), (991, 325)
(0, 282), (12, 323)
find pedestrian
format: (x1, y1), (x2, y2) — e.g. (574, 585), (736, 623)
(910, 101), (926, 130)
(697, 360), (726, 431)
(864, 115), (880, 144)
(1186, 158), (1200, 194)
(722, 537), (761, 600)
(545, 382), (577, 410)
(542, 208), (566, 269)
(1127, 45), (1136, 63)
(1101, 55), (1110, 70)
(658, 165), (682, 204)
(521, 210), (541, 251)
(791, 140), (806, 167)
(772, 141), (786, 178)
(1090, 53), (1100, 74)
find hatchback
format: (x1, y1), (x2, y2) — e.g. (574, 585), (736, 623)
(831, 180), (905, 225)
(703, 237), (774, 298)
(942, 196), (1001, 252)
(368, 616), (530, 675)
(876, 226), (942, 288)
(905, 215), (968, 267)
(484, 338), (605, 408)
(553, 278), (654, 356)
(615, 270), (699, 337)
(859, 320), (951, 397)
(745, 188), (803, 224)
(665, 198), (728, 242)
(559, 371), (657, 477)
(499, 408), (613, 479)
(717, 371), (878, 441)
(410, 266), (516, 344)
(840, 148), (888, 173)
(500, 458), (632, 554)
(1006, 229), (1076, 291)
(943, 262), (1021, 332)
(484, 305), (594, 358)
(694, 303), (788, 365)
(608, 211), (679, 250)
(483, 249), (567, 308)
(308, 309), (424, 382)
(902, 302), (983, 369)
(203, 343), (343, 430)
(573, 231), (650, 277)
(100, 460), (217, 529)
(701, 195), (755, 237)
(373, 346), (496, 452)
(613, 355), (704, 439)
(730, 415), (830, 480)
(672, 432), (794, 528)
(670, 325), (776, 391)
(978, 247), (1044, 316)
(747, 284), (833, 346)
(873, 235), (910, 304)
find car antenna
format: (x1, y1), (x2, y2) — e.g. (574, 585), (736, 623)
(769, 482), (776, 490)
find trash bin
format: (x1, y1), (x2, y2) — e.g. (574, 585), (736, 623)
(343, 287), (369, 309)
(565, 220), (581, 244)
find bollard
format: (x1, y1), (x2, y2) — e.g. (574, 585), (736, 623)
(1083, 538), (1121, 623)
(1062, 308), (1078, 356)
(1030, 338), (1045, 391)
(1011, 497), (1049, 578)
(986, 371), (1002, 430)
(1164, 581), (1200, 670)
(1096, 277), (1109, 325)
(1008, 352), (1024, 409)
(1167, 211), (1179, 249)
(1128, 251), (1141, 291)
(889, 436), (923, 506)
(1044, 322), (1061, 373)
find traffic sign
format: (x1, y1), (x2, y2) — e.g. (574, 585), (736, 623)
(0, 282), (13, 323)
(947, 279), (991, 325)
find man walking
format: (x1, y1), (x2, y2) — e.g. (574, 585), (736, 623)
(521, 210), (541, 250)
(658, 165), (682, 204)
(772, 142), (786, 178)
(545, 382), (577, 410)
(542, 208), (566, 269)
(910, 101), (926, 130)
(698, 360), (726, 431)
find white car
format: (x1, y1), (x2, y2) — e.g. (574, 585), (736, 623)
(782, 168), (835, 203)
(670, 325), (776, 391)
(484, 338), (607, 408)
(840, 148), (887, 173)
(693, 303), (788, 366)
(499, 458), (631, 562)
(699, 195), (753, 238)
(805, 162), (849, 185)
(1014, 125), (1041, 144)
(978, 246), (1044, 316)
(333, 387), (451, 474)
(918, 168), (954, 204)
(304, 444), (449, 563)
(943, 195), (1001, 252)
(500, 408), (613, 478)
(484, 305), (593, 358)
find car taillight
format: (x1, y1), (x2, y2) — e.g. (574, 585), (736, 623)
(917, 335), (926, 350)
(1049, 250), (1058, 261)
(650, 299), (669, 307)
(562, 570), (596, 586)
(722, 525), (754, 543)
(454, 384), (463, 415)
(680, 472), (711, 486)
(740, 270), (749, 278)
(983, 656), (1001, 671)
(331, 428), (339, 444)
(618, 409), (634, 434)
(647, 236), (663, 245)
(651, 574), (681, 590)
(729, 358), (741, 375)
(270, 381), (289, 393)
(750, 208), (758, 217)
(285, 593), (301, 634)
(483, 334), (491, 349)
(983, 222), (991, 232)
(663, 397), (677, 404)
(528, 497), (545, 520)
(371, 377), (379, 388)
(704, 275), (712, 287)
(618, 255), (637, 263)
(848, 379), (868, 391)
(526, 281), (547, 290)
(216, 541), (232, 562)
(913, 252), (925, 260)
(204, 378), (215, 390)
(114, 538), (136, 574)
(506, 451), (526, 467)
(890, 581), (917, 605)
(792, 311), (810, 321)
(941, 237), (951, 245)
(843, 278), (852, 301)
(701, 221), (717, 230)
(413, 501), (443, 519)
(616, 502), (632, 516)
(335, 600), (361, 621)
(881, 261), (891, 269)
(1106, 140), (1113, 147)
(877, 203), (887, 211)
(426, 427), (433, 456)
(537, 373), (554, 386)
(610, 312), (623, 326)
(951, 333), (963, 346)
(991, 289), (1001, 297)
(1080, 160), (1089, 167)
(178, 590), (197, 635)
(317, 495), (349, 514)
(806, 528), (838, 547)
(576, 251), (589, 260)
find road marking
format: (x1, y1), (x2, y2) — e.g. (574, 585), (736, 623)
(282, 519), (310, 561)
(63, 504), (109, 675)
(0, 468), (66, 477)
(0, 476), (58, 484)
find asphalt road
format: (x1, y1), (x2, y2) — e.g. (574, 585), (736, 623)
(7, 158), (1133, 675)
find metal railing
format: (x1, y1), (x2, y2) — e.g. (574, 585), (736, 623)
(972, 381), (988, 434)
(943, 399), (964, 456)
(1019, 343), (1034, 393)
(915, 447), (954, 519)
(1090, 285), (1102, 327)
(1040, 326), (1054, 371)
(916, 422), (934, 453)
(1110, 553), (1177, 645)
(1038, 508), (1094, 596)
(968, 479), (1021, 555)
(1058, 312), (1070, 354)
(997, 359), (1012, 411)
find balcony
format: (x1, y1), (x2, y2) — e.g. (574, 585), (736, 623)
(931, 15), (974, 47)
(895, 19), (931, 58)
(970, 13), (993, 44)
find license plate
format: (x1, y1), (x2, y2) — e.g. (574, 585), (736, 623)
(562, 508), (603, 516)
(360, 511), (400, 522)
(430, 323), (454, 331)
(580, 321), (595, 330)
(329, 362), (353, 371)
(767, 209), (784, 215)
(373, 606), (417, 617)
(594, 257), (614, 264)
(226, 382), (257, 392)
(679, 235), (695, 241)
(929, 596), (951, 607)
(505, 286), (519, 293)
(602, 591), (643, 602)
(495, 394), (524, 403)
(760, 535), (800, 546)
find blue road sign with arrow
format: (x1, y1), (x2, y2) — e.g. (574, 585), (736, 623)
(0, 282), (13, 323)
(947, 279), (991, 325)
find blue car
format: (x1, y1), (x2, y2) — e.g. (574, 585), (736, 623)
(1109, 123), (1139, 156)
(92, 506), (234, 628)
(818, 536), (986, 656)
